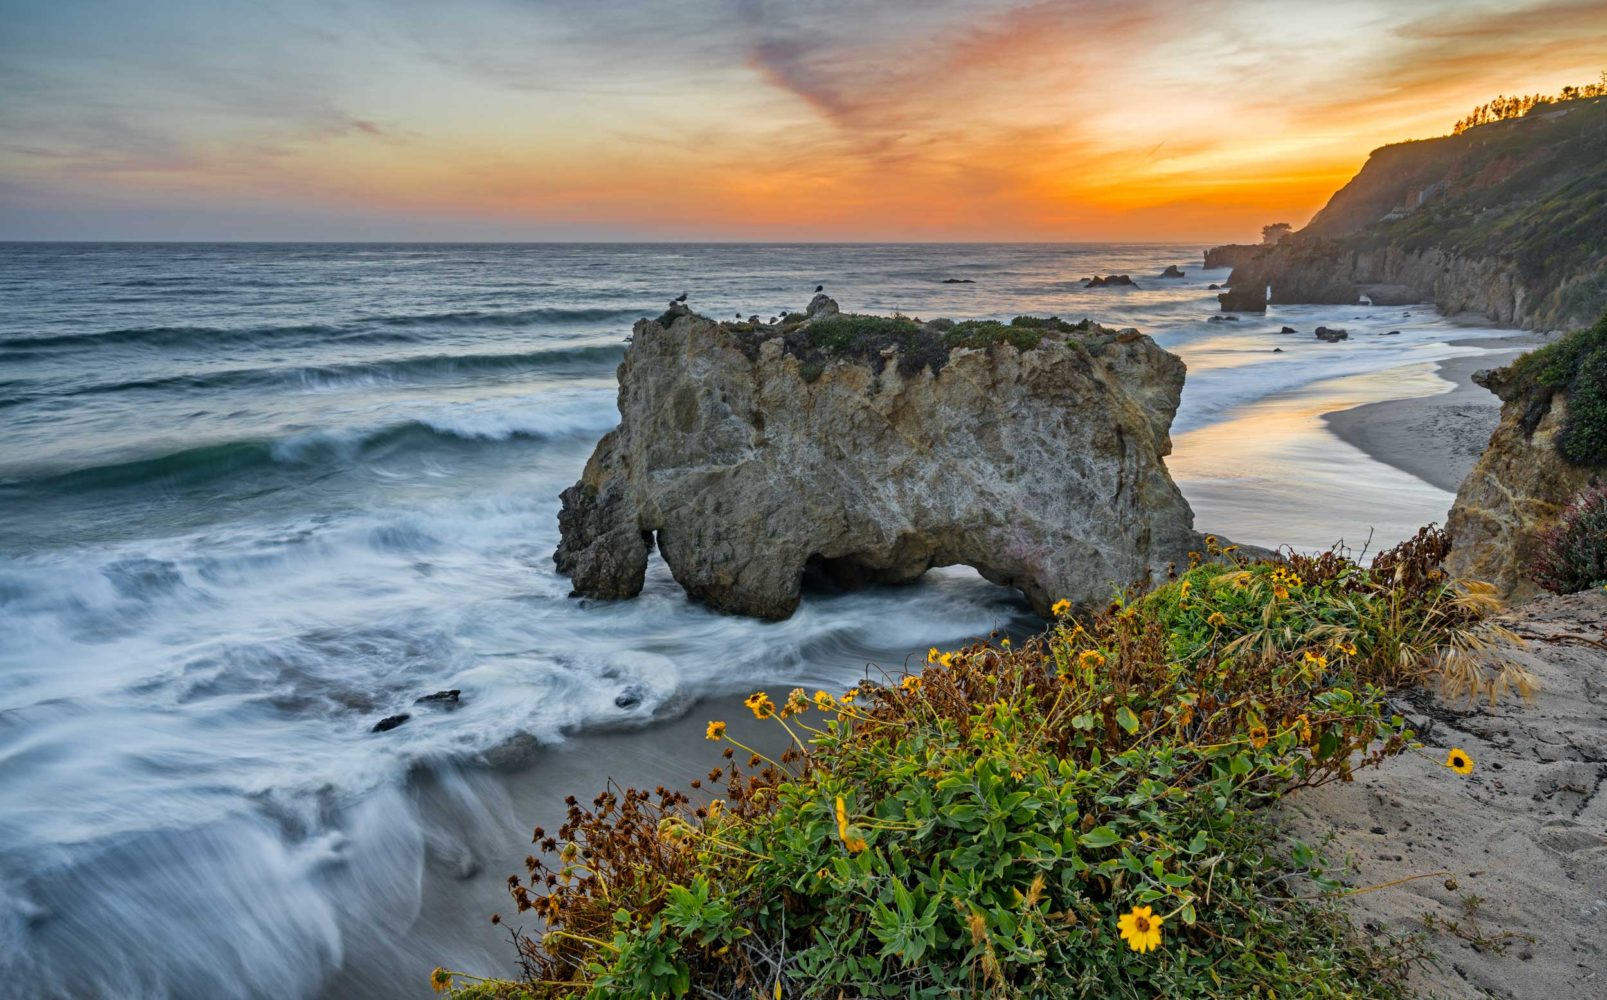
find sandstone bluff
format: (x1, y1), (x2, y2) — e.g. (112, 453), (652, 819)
(554, 297), (1204, 619)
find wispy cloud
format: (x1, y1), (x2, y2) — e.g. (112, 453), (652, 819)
(0, 0), (1602, 239)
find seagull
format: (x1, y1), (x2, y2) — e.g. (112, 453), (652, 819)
(814, 284), (824, 293)
(674, 292), (688, 303)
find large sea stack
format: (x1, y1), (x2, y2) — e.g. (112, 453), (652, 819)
(554, 298), (1202, 619)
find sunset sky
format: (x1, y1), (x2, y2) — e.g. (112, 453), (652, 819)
(2, 0), (1604, 242)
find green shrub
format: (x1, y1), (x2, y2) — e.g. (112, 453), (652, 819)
(1530, 483), (1607, 593)
(447, 530), (1515, 998)
(1508, 308), (1607, 465)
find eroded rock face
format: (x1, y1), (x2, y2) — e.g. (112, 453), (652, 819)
(555, 304), (1202, 618)
(1445, 367), (1602, 598)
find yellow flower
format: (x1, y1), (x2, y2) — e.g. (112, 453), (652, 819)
(430, 968), (453, 994)
(705, 720), (727, 741)
(1179, 580), (1192, 598)
(707, 798), (724, 818)
(1334, 641), (1357, 656)
(937, 652), (954, 668)
(901, 674), (923, 692)
(813, 690), (835, 711)
(1078, 649), (1106, 670)
(1248, 723), (1269, 749)
(780, 688), (808, 718)
(927, 647), (941, 664)
(1051, 598), (1072, 617)
(1296, 713), (1312, 742)
(834, 795), (867, 853)
(1206, 611), (1227, 627)
(842, 687), (859, 704)
(744, 692), (776, 720)
(1444, 747), (1474, 775)
(1303, 650), (1328, 669)
(1117, 905), (1164, 953)
(1272, 583), (1290, 600)
(1001, 637), (1011, 648)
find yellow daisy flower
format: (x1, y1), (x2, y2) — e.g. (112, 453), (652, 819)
(813, 690), (835, 711)
(1117, 905), (1164, 953)
(744, 692), (775, 720)
(1051, 598), (1072, 617)
(1078, 649), (1107, 670)
(1248, 723), (1269, 749)
(1207, 611), (1227, 627)
(705, 720), (726, 741)
(1444, 747), (1474, 775)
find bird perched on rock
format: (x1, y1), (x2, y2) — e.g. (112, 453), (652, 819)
(674, 292), (688, 303)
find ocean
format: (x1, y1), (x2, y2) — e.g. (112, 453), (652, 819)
(0, 242), (1513, 998)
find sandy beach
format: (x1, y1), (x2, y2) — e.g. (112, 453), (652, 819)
(1322, 335), (1546, 493)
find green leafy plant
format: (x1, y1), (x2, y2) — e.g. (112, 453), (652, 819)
(449, 529), (1510, 998)
(1508, 308), (1607, 466)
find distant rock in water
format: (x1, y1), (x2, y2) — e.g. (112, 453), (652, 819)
(1208, 283), (1221, 290)
(1315, 326), (1350, 342)
(372, 714), (410, 733)
(554, 300), (1204, 619)
(1279, 326), (1297, 334)
(1160, 265), (1185, 278)
(1217, 282), (1268, 312)
(1203, 244), (1267, 271)
(415, 689), (461, 708)
(940, 278), (975, 283)
(1085, 274), (1139, 288)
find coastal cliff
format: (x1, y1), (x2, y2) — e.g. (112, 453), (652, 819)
(1214, 96), (1607, 330)
(1445, 314), (1607, 596)
(555, 299), (1201, 618)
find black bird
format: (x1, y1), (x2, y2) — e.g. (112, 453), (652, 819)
(814, 284), (824, 293)
(674, 292), (688, 303)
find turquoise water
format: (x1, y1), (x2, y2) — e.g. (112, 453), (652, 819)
(0, 242), (1510, 998)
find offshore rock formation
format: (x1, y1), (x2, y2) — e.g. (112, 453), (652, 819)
(1213, 96), (1607, 329)
(1445, 367), (1601, 599)
(555, 300), (1202, 619)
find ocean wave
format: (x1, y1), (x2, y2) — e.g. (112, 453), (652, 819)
(0, 306), (646, 354)
(7, 400), (619, 492)
(9, 344), (626, 407)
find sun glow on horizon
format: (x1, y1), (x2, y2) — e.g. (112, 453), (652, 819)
(2, 0), (1605, 241)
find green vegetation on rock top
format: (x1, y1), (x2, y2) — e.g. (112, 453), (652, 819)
(1508, 308), (1607, 466)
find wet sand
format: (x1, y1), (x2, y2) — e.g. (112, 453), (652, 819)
(1322, 335), (1544, 493)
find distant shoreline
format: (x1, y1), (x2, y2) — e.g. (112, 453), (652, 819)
(1321, 331), (1545, 493)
